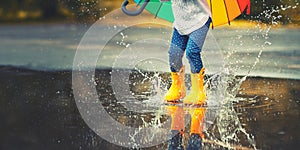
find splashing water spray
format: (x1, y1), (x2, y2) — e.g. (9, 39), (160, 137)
(71, 2), (297, 149)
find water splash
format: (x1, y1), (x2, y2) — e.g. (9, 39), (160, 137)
(72, 3), (300, 148)
(104, 5), (291, 148)
(118, 26), (273, 149)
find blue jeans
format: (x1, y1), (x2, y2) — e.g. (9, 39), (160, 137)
(169, 18), (211, 73)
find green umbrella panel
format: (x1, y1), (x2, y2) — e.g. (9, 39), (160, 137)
(134, 0), (174, 22)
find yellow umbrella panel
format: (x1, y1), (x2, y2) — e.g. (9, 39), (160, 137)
(207, 0), (251, 28)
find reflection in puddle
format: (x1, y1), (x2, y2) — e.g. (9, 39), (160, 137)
(0, 67), (299, 149)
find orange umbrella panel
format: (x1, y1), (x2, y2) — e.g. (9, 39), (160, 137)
(207, 0), (251, 27)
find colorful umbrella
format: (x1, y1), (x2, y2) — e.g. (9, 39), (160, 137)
(207, 0), (251, 27)
(122, 0), (250, 28)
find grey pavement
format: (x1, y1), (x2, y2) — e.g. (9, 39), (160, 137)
(0, 23), (299, 79)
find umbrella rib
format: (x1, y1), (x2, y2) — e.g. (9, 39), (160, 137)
(155, 3), (164, 18)
(136, 0), (142, 6)
(236, 0), (243, 13)
(223, 0), (231, 25)
(237, 0), (251, 15)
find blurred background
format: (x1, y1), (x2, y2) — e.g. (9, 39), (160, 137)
(0, 0), (299, 150)
(0, 0), (299, 25)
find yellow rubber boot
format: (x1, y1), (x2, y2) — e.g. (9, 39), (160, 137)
(183, 68), (206, 105)
(165, 66), (186, 102)
(189, 108), (206, 138)
(165, 106), (184, 131)
(166, 106), (184, 149)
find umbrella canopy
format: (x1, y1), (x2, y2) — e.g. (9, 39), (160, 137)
(124, 0), (250, 28)
(207, 0), (251, 27)
(134, 0), (174, 22)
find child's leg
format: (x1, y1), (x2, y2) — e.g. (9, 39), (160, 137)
(185, 21), (210, 73)
(186, 134), (202, 150)
(168, 130), (184, 150)
(165, 29), (188, 101)
(183, 19), (210, 105)
(169, 28), (188, 72)
(187, 108), (206, 150)
(166, 106), (184, 150)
